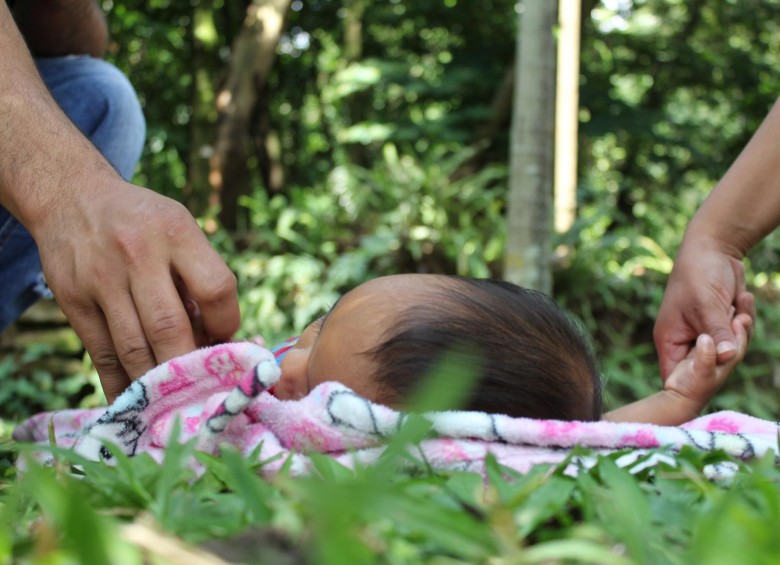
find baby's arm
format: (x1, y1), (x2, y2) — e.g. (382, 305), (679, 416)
(604, 314), (750, 425)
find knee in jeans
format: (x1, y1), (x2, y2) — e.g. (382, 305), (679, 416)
(90, 60), (146, 139)
(44, 57), (147, 179)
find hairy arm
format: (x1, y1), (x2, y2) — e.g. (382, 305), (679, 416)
(0, 1), (102, 227)
(12, 0), (108, 57)
(685, 97), (780, 258)
(1, 3), (240, 403)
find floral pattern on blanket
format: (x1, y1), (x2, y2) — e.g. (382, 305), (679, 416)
(13, 342), (780, 478)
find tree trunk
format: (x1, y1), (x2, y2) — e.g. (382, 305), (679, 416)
(209, 0), (292, 231)
(185, 3), (219, 217)
(344, 0), (369, 167)
(554, 0), (581, 234)
(503, 1), (558, 294)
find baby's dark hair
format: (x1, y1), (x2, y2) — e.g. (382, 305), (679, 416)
(367, 276), (602, 421)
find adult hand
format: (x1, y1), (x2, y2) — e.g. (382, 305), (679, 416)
(663, 313), (751, 415)
(33, 174), (240, 403)
(654, 237), (754, 381)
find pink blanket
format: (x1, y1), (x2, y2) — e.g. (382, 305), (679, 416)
(13, 342), (780, 478)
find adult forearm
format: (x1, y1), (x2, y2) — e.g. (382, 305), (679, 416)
(683, 97), (780, 258)
(12, 0), (108, 57)
(0, 3), (117, 233)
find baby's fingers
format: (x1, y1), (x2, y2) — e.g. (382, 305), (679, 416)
(736, 291), (755, 321)
(730, 314), (750, 363)
(735, 291), (755, 340)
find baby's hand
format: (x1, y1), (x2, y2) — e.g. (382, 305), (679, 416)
(664, 314), (751, 412)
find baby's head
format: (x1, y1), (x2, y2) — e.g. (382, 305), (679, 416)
(276, 274), (602, 421)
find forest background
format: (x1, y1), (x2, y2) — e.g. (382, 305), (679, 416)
(2, 0), (780, 421)
(2, 1), (780, 562)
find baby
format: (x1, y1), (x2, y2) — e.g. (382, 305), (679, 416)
(270, 274), (751, 425)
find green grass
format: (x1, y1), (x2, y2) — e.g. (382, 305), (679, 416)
(1, 421), (779, 564)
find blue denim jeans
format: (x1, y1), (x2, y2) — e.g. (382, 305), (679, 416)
(0, 56), (146, 332)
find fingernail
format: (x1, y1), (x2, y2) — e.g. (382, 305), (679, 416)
(717, 342), (736, 354)
(186, 298), (201, 319)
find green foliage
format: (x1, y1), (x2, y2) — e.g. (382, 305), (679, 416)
(221, 143), (506, 342)
(0, 345), (103, 420)
(4, 0), (780, 557)
(3, 430), (780, 563)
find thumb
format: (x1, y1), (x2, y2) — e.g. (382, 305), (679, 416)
(699, 311), (738, 364)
